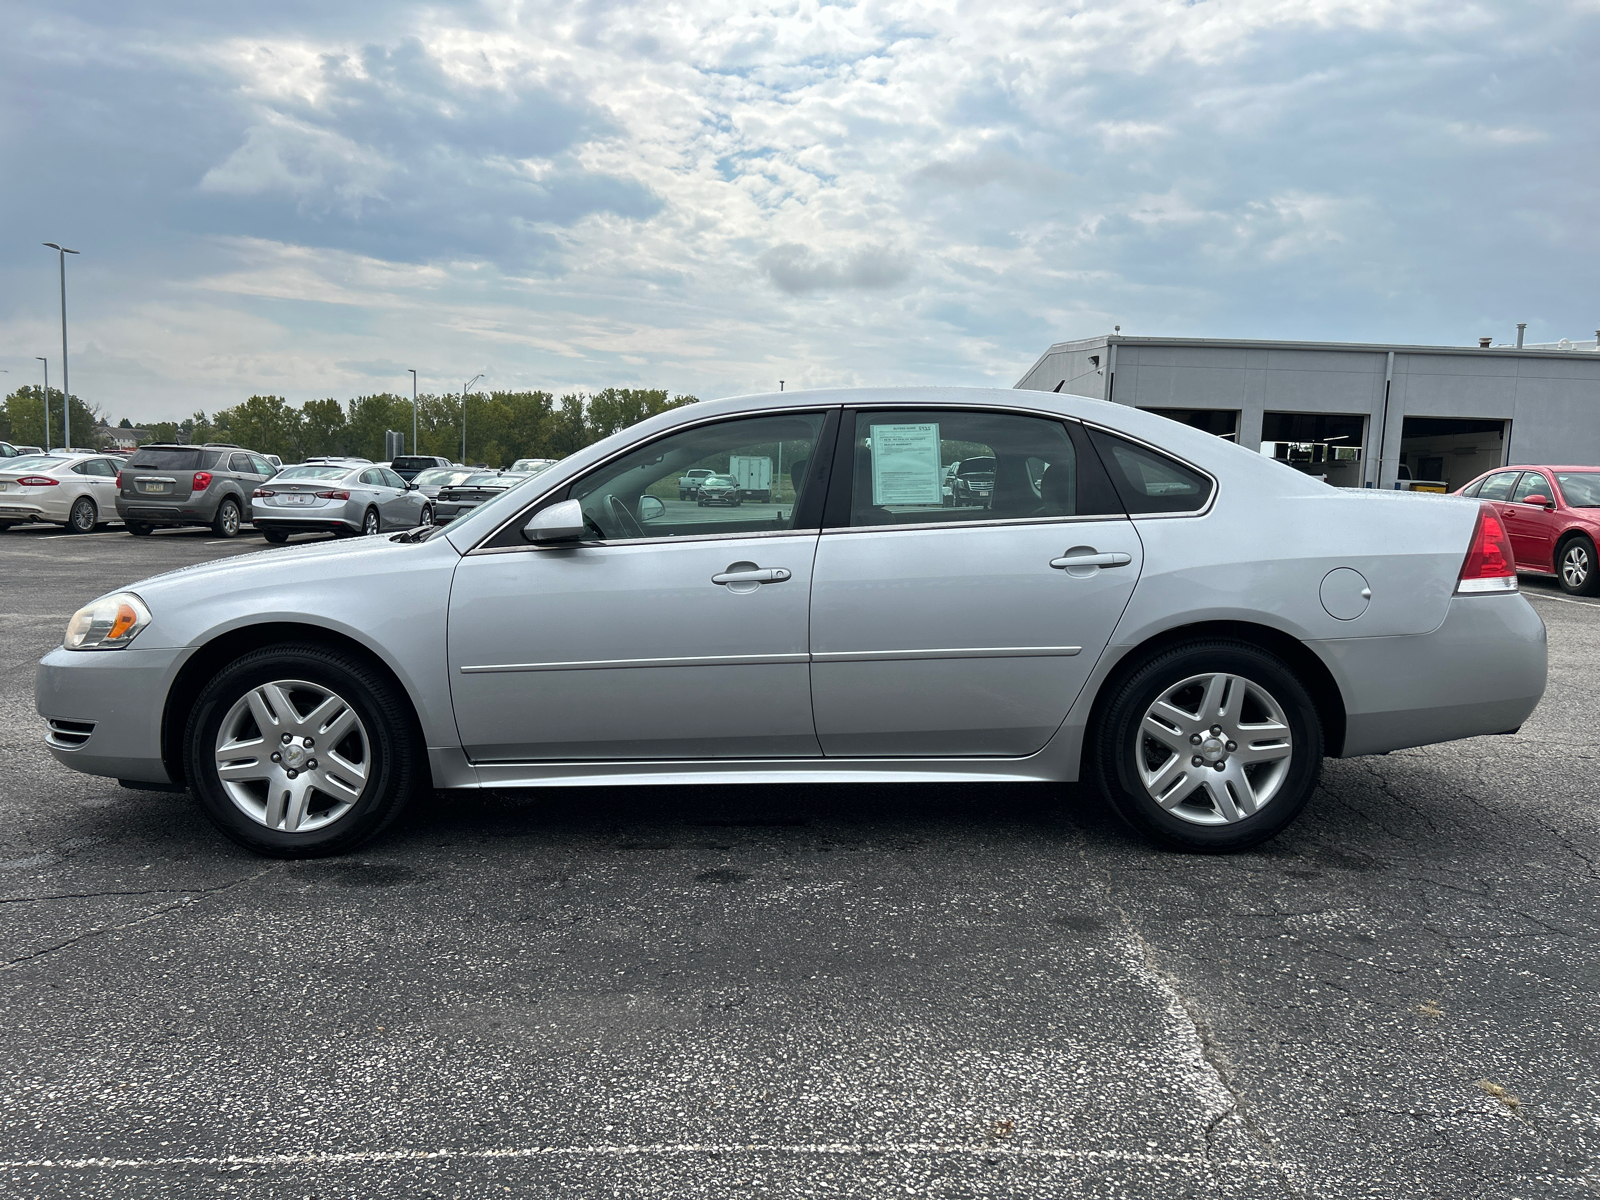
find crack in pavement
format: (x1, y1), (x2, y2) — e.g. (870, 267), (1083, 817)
(1086, 852), (1306, 1199)
(1, 864), (284, 972)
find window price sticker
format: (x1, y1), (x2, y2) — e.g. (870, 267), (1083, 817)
(870, 422), (943, 505)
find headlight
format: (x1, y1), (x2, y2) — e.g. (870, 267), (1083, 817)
(64, 592), (152, 651)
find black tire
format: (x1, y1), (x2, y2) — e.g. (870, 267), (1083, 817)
(212, 496), (242, 538)
(419, 504), (433, 527)
(362, 507), (380, 536)
(1558, 535), (1599, 596)
(1088, 639), (1324, 852)
(184, 643), (423, 857)
(262, 529), (289, 544)
(127, 523), (153, 536)
(68, 496), (97, 534)
(0, 521), (17, 532)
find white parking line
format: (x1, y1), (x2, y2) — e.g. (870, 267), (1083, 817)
(1524, 591), (1600, 609)
(0, 1141), (1284, 1172)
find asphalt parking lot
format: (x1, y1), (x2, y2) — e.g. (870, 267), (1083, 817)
(2, 524), (1596, 1198)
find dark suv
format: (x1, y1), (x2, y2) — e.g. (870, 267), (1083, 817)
(116, 444), (277, 538)
(389, 455), (453, 482)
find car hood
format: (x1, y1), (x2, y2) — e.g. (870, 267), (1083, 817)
(90, 535), (462, 649)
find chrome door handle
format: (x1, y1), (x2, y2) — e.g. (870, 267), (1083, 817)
(1050, 551), (1133, 569)
(712, 567), (792, 585)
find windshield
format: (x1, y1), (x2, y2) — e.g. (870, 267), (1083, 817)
(276, 465), (352, 481)
(1556, 472), (1600, 508)
(511, 459), (556, 474)
(414, 467), (476, 487)
(456, 472), (507, 487)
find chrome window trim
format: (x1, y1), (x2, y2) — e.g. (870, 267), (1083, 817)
(820, 511), (1129, 535)
(461, 645), (1081, 674)
(468, 526), (822, 556)
(812, 646), (1082, 663)
(469, 405), (839, 556)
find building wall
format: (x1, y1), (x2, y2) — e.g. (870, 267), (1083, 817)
(1017, 336), (1600, 487)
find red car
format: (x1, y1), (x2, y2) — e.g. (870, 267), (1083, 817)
(1455, 465), (1600, 595)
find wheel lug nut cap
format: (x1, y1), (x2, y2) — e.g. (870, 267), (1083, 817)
(1226, 741), (1237, 752)
(270, 752), (281, 763)
(1211, 725), (1222, 735)
(306, 759), (317, 770)
(1192, 756), (1203, 767)
(1213, 761), (1226, 771)
(286, 768), (297, 779)
(303, 738), (314, 748)
(281, 733), (291, 744)
(1190, 734), (1202, 746)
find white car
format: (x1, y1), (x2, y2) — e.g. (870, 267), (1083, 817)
(0, 452), (124, 533)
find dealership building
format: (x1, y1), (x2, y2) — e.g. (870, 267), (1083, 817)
(1016, 333), (1600, 491)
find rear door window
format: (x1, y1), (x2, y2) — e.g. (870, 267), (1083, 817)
(1476, 472), (1520, 502)
(229, 453), (256, 474)
(1084, 429), (1214, 514)
(838, 409), (1121, 528)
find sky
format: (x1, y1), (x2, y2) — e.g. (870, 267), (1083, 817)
(3, 0), (1598, 423)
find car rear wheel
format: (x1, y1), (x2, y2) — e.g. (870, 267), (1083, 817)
(419, 504), (433, 527)
(262, 529), (289, 544)
(184, 643), (422, 857)
(127, 523), (152, 536)
(1089, 639), (1323, 852)
(68, 497), (97, 533)
(0, 520), (18, 532)
(1559, 536), (1598, 596)
(212, 497), (241, 538)
(362, 507), (381, 536)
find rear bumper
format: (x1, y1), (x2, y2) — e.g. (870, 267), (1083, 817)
(35, 646), (184, 784)
(251, 515), (357, 534)
(116, 497), (219, 525)
(0, 501), (60, 522)
(1313, 592), (1547, 757)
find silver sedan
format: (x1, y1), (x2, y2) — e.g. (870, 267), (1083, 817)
(250, 461), (431, 542)
(0, 451), (124, 533)
(36, 386), (1546, 857)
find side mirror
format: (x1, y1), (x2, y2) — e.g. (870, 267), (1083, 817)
(406, 482), (419, 491)
(1523, 494), (1551, 508)
(638, 495), (666, 523)
(522, 498), (588, 544)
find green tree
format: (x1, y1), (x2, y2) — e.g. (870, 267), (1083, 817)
(345, 393), (415, 461)
(1, 386), (100, 449)
(585, 388), (695, 441)
(144, 422), (180, 445)
(214, 395), (303, 460)
(299, 398), (348, 458)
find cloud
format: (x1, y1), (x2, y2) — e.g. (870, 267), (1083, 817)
(1, 0), (1597, 423)
(759, 244), (912, 293)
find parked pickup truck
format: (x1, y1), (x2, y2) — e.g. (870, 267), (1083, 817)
(678, 468), (715, 500)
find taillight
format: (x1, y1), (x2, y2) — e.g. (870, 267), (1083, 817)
(253, 488), (274, 498)
(115, 471), (122, 488)
(16, 476), (59, 486)
(192, 471), (213, 491)
(316, 490), (350, 500)
(1457, 503), (1518, 594)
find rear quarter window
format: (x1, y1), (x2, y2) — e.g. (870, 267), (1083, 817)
(1086, 429), (1214, 514)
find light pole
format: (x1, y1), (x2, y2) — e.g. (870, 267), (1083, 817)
(42, 243), (79, 449)
(35, 358), (48, 450)
(461, 373), (483, 464)
(407, 369), (418, 456)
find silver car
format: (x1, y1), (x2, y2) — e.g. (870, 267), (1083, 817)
(0, 451), (123, 533)
(36, 386), (1546, 857)
(250, 461), (430, 542)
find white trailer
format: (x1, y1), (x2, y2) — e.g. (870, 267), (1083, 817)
(729, 455), (773, 502)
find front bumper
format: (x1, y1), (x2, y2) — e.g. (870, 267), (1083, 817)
(1315, 592), (1548, 757)
(36, 645), (185, 784)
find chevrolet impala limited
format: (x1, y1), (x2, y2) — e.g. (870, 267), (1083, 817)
(36, 387), (1547, 856)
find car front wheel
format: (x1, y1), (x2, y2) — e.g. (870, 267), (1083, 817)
(1089, 639), (1323, 852)
(1559, 536), (1598, 596)
(184, 643), (422, 856)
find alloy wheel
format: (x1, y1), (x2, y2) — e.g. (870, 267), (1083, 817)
(70, 498), (96, 532)
(363, 509), (380, 535)
(1136, 672), (1294, 825)
(1563, 544), (1590, 590)
(212, 679), (371, 833)
(219, 501), (239, 536)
